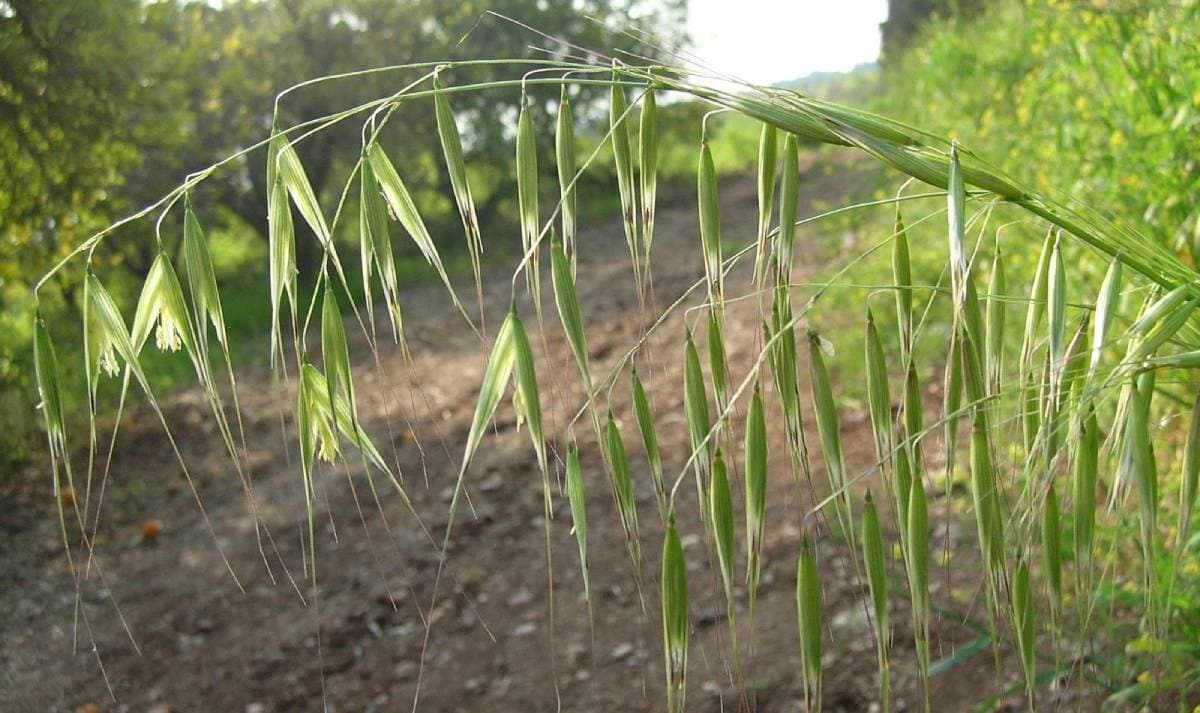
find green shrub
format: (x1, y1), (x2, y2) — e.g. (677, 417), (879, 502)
(875, 0), (1200, 257)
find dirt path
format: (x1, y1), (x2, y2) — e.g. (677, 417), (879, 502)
(2, 156), (1019, 712)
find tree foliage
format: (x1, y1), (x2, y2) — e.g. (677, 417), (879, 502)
(876, 0), (1200, 257)
(0, 0), (683, 474)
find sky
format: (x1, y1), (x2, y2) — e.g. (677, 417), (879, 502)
(686, 0), (889, 85)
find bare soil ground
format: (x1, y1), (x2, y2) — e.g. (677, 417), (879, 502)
(3, 157), (1038, 712)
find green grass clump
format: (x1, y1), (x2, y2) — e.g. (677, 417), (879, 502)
(30, 31), (1200, 711)
(875, 0), (1200, 255)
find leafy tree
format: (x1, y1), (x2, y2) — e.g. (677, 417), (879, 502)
(0, 0), (155, 469)
(0, 0), (684, 476)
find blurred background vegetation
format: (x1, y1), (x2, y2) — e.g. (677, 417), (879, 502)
(3, 0), (699, 473)
(4, 0), (1198, 478)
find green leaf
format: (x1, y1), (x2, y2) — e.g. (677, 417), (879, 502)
(683, 330), (712, 506)
(516, 96), (541, 307)
(550, 240), (591, 390)
(1126, 376), (1159, 598)
(267, 171), (296, 368)
(754, 123), (777, 287)
(796, 536), (823, 710)
(632, 368), (667, 524)
(947, 145), (969, 305)
(706, 308), (729, 417)
(1048, 233), (1067, 390)
(638, 86), (658, 261)
(709, 450), (735, 603)
(662, 520), (689, 713)
(433, 74), (483, 276)
(907, 469), (931, 700)
(1180, 390), (1200, 545)
(1072, 405), (1099, 610)
(697, 138), (721, 298)
(610, 74), (641, 295)
(565, 439), (590, 605)
(862, 491), (891, 713)
(182, 199), (226, 347)
(808, 329), (854, 548)
(776, 133), (800, 280)
(744, 383), (767, 605)
(1088, 254), (1122, 383)
(131, 252), (198, 360)
(1042, 482), (1063, 618)
(33, 312), (66, 449)
(359, 155), (402, 341)
(603, 411), (639, 548)
(321, 285), (355, 426)
(462, 312), (518, 472)
(985, 247), (1006, 393)
(892, 209), (913, 361)
(276, 139), (332, 249)
(509, 309), (548, 492)
(1012, 557), (1036, 703)
(367, 142), (468, 319)
(555, 86), (578, 271)
(865, 308), (893, 467)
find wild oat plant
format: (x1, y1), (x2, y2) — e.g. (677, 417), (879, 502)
(32, 31), (1200, 712)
